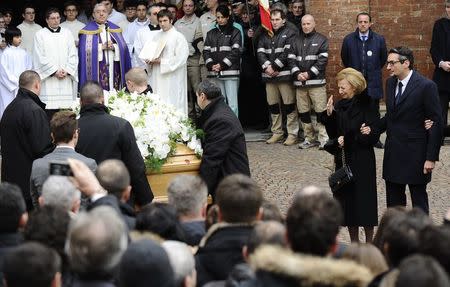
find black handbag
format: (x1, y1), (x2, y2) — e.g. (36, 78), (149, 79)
(328, 147), (353, 193)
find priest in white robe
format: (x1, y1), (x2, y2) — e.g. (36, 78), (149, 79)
(146, 10), (189, 116)
(32, 8), (78, 112)
(0, 28), (32, 119)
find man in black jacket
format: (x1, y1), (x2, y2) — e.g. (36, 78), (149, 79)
(195, 174), (262, 286)
(76, 81), (153, 207)
(196, 80), (250, 196)
(0, 70), (54, 210)
(257, 8), (299, 146)
(430, 3), (450, 139)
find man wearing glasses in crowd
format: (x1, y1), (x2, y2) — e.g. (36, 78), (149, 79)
(377, 47), (443, 215)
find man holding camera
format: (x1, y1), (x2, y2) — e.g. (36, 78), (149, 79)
(30, 111), (97, 209)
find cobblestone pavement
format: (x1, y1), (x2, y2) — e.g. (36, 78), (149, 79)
(246, 136), (450, 242)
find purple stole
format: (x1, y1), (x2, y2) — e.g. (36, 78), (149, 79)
(78, 21), (131, 90)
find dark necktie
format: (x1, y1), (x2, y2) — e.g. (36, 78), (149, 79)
(395, 81), (403, 105)
(361, 35), (367, 42)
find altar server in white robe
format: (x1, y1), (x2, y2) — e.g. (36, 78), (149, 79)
(124, 1), (150, 66)
(32, 8), (78, 112)
(146, 10), (189, 116)
(133, 4), (163, 68)
(17, 5), (42, 55)
(60, 1), (85, 47)
(0, 27), (32, 119)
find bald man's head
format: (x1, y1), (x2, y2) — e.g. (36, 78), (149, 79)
(125, 68), (148, 93)
(301, 14), (316, 34)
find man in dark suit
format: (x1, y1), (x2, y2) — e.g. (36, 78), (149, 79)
(196, 80), (250, 197)
(380, 46), (443, 214)
(76, 81), (153, 207)
(0, 70), (54, 210)
(30, 111), (97, 208)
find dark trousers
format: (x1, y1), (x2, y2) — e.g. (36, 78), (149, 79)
(439, 91), (450, 137)
(385, 181), (429, 214)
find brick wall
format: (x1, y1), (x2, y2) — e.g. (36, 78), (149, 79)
(307, 0), (445, 97)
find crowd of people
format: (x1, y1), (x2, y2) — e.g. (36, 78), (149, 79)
(0, 0), (450, 286)
(0, 171), (450, 287)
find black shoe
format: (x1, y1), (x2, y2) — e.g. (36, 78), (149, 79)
(374, 141), (384, 149)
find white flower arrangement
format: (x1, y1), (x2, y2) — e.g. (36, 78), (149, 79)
(73, 90), (203, 171)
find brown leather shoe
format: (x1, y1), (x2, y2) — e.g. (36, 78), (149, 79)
(266, 133), (284, 144)
(283, 135), (298, 146)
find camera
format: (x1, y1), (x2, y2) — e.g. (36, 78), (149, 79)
(49, 162), (73, 176)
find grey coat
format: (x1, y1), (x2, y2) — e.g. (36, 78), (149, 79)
(30, 146), (97, 208)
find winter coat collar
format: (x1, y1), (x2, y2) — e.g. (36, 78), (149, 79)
(198, 222), (254, 247)
(17, 88), (46, 110)
(80, 103), (109, 116)
(199, 97), (225, 122)
(249, 245), (373, 287)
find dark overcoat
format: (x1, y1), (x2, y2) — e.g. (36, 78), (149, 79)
(380, 71), (443, 184)
(341, 29), (387, 99)
(76, 104), (153, 206)
(324, 92), (380, 226)
(197, 97), (250, 195)
(430, 17), (450, 92)
(0, 88), (53, 209)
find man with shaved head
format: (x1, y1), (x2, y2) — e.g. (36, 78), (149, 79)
(76, 81), (154, 208)
(287, 14), (329, 149)
(125, 67), (153, 94)
(0, 70), (53, 210)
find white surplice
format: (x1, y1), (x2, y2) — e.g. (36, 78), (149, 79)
(133, 26), (160, 68)
(149, 27), (189, 116)
(32, 27), (78, 109)
(0, 46), (32, 119)
(60, 19), (85, 46)
(17, 21), (42, 54)
(124, 19), (149, 66)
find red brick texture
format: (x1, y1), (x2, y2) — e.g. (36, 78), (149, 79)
(307, 0), (445, 97)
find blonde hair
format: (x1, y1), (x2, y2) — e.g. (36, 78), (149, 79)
(341, 243), (388, 277)
(336, 67), (367, 95)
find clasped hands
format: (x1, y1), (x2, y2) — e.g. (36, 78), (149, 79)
(54, 69), (68, 79)
(102, 41), (114, 51)
(264, 65), (279, 77)
(297, 72), (309, 82)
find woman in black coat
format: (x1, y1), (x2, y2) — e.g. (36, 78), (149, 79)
(324, 68), (380, 243)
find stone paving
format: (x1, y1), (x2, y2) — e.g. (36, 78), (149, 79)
(246, 134), (450, 241)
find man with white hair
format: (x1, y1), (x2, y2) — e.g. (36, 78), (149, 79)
(162, 241), (197, 287)
(78, 3), (131, 90)
(39, 175), (81, 216)
(66, 206), (128, 286)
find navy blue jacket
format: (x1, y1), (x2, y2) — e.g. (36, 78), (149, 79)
(379, 71), (443, 184)
(341, 29), (387, 100)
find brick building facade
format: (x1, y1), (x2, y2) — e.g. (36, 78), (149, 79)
(307, 0), (446, 97)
